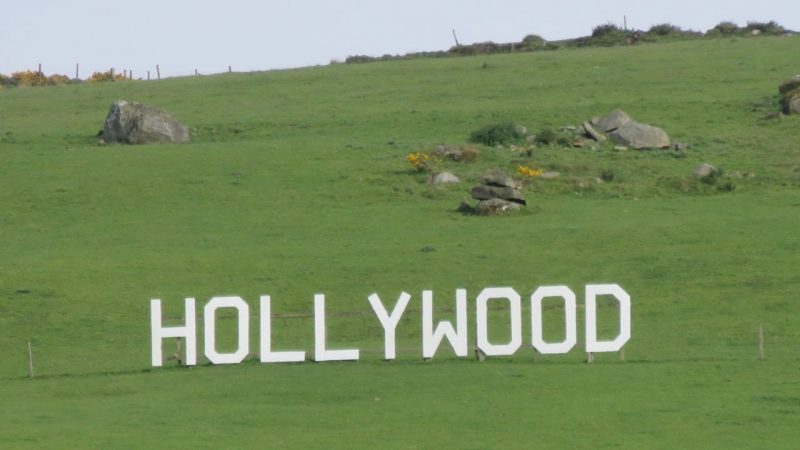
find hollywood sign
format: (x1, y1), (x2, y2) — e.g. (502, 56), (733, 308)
(150, 284), (630, 366)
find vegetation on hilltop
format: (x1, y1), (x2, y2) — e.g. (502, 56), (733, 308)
(344, 19), (794, 63)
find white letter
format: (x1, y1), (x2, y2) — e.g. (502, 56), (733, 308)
(585, 284), (631, 352)
(422, 290), (468, 358)
(530, 286), (577, 354)
(314, 294), (359, 362)
(476, 287), (522, 356)
(260, 296), (305, 363)
(368, 292), (411, 360)
(204, 296), (250, 365)
(151, 298), (197, 367)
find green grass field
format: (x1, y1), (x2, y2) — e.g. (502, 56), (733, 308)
(1, 37), (799, 448)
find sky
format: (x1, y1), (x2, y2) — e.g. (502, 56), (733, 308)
(1, 0), (798, 78)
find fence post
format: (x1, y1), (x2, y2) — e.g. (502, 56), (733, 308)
(147, 70), (150, 81)
(156, 65), (161, 80)
(27, 340), (34, 378)
(75, 63), (79, 80)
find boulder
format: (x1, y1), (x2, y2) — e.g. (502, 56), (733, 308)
(102, 100), (189, 144)
(581, 121), (606, 142)
(431, 172), (461, 185)
(476, 198), (522, 216)
(692, 163), (718, 179)
(778, 75), (800, 95)
(471, 185), (526, 205)
(540, 171), (560, 179)
(595, 109), (633, 132)
(784, 89), (800, 115)
(432, 145), (479, 162)
(480, 170), (523, 189)
(609, 121), (670, 149)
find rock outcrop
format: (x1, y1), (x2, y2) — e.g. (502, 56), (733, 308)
(609, 121), (671, 149)
(468, 170), (526, 216)
(102, 100), (189, 144)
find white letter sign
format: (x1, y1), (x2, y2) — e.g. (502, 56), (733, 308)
(204, 296), (250, 365)
(260, 296), (306, 363)
(530, 286), (577, 354)
(422, 289), (468, 358)
(368, 292), (411, 360)
(476, 287), (522, 356)
(151, 298), (197, 367)
(585, 284), (631, 353)
(314, 294), (360, 362)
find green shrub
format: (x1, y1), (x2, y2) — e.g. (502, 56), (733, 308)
(534, 128), (558, 145)
(744, 21), (786, 35)
(592, 23), (621, 38)
(708, 21), (740, 35)
(469, 122), (525, 146)
(648, 23), (682, 36)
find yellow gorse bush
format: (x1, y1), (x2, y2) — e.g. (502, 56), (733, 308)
(89, 70), (127, 83)
(517, 165), (543, 177)
(407, 152), (432, 171)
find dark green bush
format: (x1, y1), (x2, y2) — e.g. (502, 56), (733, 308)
(469, 122), (525, 146)
(534, 128), (558, 145)
(648, 23), (682, 36)
(708, 21), (740, 35)
(592, 23), (621, 37)
(744, 21), (786, 35)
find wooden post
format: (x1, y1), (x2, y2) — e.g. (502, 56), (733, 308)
(624, 16), (628, 31)
(75, 63), (79, 80)
(156, 65), (161, 80)
(110, 68), (115, 80)
(758, 324), (764, 360)
(147, 70), (150, 81)
(452, 29), (460, 46)
(228, 65), (232, 73)
(123, 69), (126, 79)
(27, 340), (34, 378)
(195, 68), (198, 76)
(129, 70), (133, 80)
(38, 63), (43, 85)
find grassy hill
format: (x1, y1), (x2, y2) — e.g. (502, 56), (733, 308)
(1, 37), (799, 448)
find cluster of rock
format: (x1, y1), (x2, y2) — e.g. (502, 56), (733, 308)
(432, 144), (480, 162)
(780, 75), (800, 115)
(469, 170), (527, 216)
(580, 109), (671, 149)
(102, 100), (189, 144)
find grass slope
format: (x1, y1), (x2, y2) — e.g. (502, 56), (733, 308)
(1, 37), (799, 448)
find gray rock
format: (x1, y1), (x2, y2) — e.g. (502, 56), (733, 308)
(613, 145), (628, 151)
(471, 185), (526, 205)
(102, 100), (189, 144)
(784, 90), (800, 115)
(692, 163), (718, 179)
(540, 171), (560, 179)
(431, 172), (461, 185)
(582, 121), (606, 142)
(476, 198), (522, 216)
(432, 145), (478, 162)
(480, 170), (522, 189)
(595, 109), (633, 132)
(609, 122), (670, 149)
(778, 74), (800, 95)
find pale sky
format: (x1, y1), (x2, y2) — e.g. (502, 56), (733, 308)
(1, 0), (798, 78)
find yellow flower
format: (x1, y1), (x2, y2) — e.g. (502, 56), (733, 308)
(517, 165), (543, 177)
